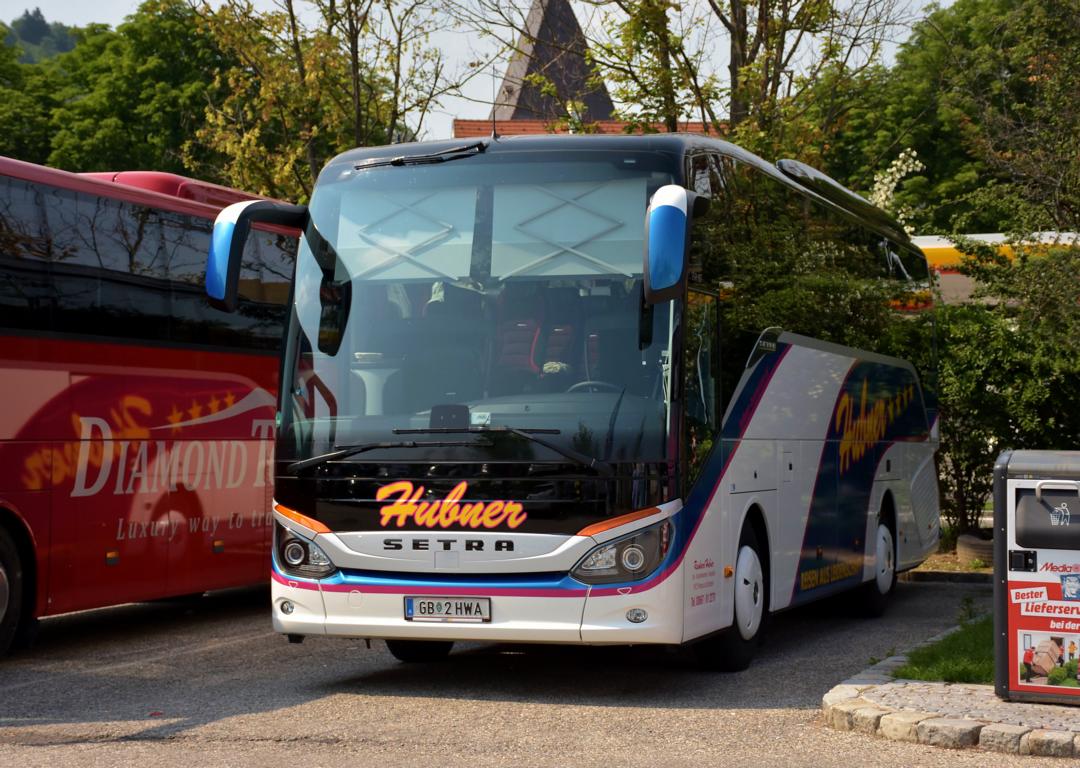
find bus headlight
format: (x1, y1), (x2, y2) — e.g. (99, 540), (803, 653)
(275, 523), (336, 579)
(571, 520), (672, 584)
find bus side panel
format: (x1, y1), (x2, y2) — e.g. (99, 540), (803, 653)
(161, 346), (277, 595)
(899, 443), (940, 569)
(680, 338), (935, 640)
(740, 344), (851, 613)
(1, 337), (277, 615)
(0, 348), (68, 617)
(0, 493), (51, 619)
(791, 356), (931, 607)
(681, 342), (846, 641)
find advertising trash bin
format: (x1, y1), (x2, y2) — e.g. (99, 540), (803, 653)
(995, 450), (1080, 704)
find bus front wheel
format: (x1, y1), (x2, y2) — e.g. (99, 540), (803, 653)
(692, 525), (768, 672)
(385, 639), (454, 663)
(0, 527), (25, 658)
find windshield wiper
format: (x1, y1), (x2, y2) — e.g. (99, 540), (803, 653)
(286, 439), (493, 475)
(355, 141), (486, 170)
(393, 426), (615, 477)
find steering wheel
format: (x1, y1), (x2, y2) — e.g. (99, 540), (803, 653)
(566, 380), (623, 394)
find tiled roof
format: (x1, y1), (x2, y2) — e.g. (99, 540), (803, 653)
(454, 119), (718, 138)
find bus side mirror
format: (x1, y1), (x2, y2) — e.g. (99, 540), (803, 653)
(207, 200), (307, 312)
(642, 185), (709, 305)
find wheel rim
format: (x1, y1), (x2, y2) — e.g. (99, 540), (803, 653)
(875, 523), (895, 595)
(0, 561), (8, 626)
(734, 544), (764, 641)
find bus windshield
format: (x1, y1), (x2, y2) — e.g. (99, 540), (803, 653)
(279, 149), (678, 469)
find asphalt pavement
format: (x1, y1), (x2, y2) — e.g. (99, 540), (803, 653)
(0, 581), (1068, 767)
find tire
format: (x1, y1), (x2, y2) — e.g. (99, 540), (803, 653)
(856, 519), (896, 618)
(0, 527), (25, 658)
(693, 525), (768, 672)
(385, 639), (454, 663)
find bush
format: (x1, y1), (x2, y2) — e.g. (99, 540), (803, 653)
(1048, 666), (1068, 686)
(939, 524), (959, 553)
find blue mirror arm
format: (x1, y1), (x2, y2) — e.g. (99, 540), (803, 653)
(207, 200), (307, 312)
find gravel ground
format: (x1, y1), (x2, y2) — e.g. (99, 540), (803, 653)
(0, 581), (1067, 767)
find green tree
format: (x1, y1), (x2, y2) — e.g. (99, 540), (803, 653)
(818, 0), (1080, 233)
(948, 0), (1080, 233)
(11, 8), (50, 45)
(5, 8), (77, 62)
(0, 22), (56, 162)
(45, 0), (232, 176)
(193, 0), (469, 201)
(896, 240), (1080, 535)
(589, 0), (721, 133)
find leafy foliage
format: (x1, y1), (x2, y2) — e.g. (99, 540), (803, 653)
(191, 0), (469, 200)
(0, 22), (56, 162)
(817, 0), (1080, 233)
(44, 1), (231, 175)
(889, 241), (1080, 534)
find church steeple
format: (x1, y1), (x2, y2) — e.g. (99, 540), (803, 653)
(492, 0), (615, 123)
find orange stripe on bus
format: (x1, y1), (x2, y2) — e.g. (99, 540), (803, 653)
(274, 503), (331, 534)
(577, 507), (660, 538)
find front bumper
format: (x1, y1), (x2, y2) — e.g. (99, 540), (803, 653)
(271, 565), (685, 645)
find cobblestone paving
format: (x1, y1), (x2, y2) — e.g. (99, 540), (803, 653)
(865, 681), (1080, 733)
(822, 625), (1080, 756)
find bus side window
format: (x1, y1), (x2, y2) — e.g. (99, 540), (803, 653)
(237, 230), (295, 350)
(44, 186), (171, 342)
(0, 175), (54, 333)
(239, 231), (295, 306)
(682, 290), (719, 491)
(166, 213), (293, 350)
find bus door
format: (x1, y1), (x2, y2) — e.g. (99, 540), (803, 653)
(50, 370), (173, 613)
(163, 382), (275, 595)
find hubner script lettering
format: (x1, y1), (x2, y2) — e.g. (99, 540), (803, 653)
(377, 481), (526, 529)
(835, 379), (916, 473)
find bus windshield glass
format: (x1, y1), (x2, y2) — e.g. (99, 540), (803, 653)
(280, 149), (678, 468)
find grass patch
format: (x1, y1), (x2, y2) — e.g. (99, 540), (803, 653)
(913, 552), (993, 573)
(892, 615), (994, 684)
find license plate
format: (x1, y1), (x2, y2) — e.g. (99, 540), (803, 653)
(404, 596), (491, 623)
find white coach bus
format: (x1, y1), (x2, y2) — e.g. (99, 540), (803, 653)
(205, 135), (940, 669)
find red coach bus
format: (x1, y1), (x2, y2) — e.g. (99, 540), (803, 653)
(0, 157), (296, 655)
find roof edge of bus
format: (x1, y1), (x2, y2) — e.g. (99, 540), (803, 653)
(78, 170), (265, 208)
(776, 158), (910, 244)
(324, 133), (700, 168)
(0, 154), (269, 217)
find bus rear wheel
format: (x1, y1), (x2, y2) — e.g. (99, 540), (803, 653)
(385, 639), (454, 663)
(856, 520), (896, 617)
(0, 527), (25, 658)
(692, 525), (768, 672)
